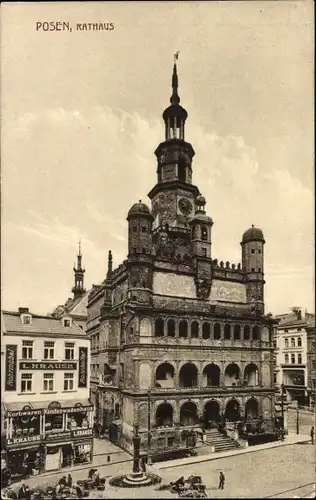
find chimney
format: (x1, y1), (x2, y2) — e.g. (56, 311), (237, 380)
(18, 307), (29, 314)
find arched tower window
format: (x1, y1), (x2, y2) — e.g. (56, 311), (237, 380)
(191, 321), (199, 338)
(167, 319), (175, 337)
(244, 325), (250, 340)
(252, 326), (259, 341)
(179, 320), (188, 338)
(155, 318), (164, 337)
(298, 353), (302, 364)
(202, 322), (211, 340)
(214, 323), (221, 340)
(224, 324), (231, 340)
(234, 325), (241, 340)
(285, 338), (289, 348)
(297, 337), (302, 347)
(201, 226), (208, 241)
(291, 338), (295, 347)
(285, 353), (289, 364)
(291, 354), (295, 364)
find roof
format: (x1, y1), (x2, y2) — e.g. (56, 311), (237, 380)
(242, 225), (265, 243)
(53, 291), (89, 319)
(276, 314), (315, 329)
(127, 201), (152, 219)
(2, 310), (86, 336)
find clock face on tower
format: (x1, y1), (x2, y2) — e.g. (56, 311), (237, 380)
(178, 197), (193, 216)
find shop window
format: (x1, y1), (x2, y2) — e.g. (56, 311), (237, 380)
(44, 341), (55, 360)
(12, 411), (40, 439)
(45, 413), (63, 433)
(67, 411), (89, 430)
(291, 354), (295, 364)
(297, 337), (302, 347)
(65, 342), (75, 360)
(285, 354), (289, 364)
(285, 338), (289, 348)
(43, 373), (54, 392)
(64, 373), (74, 391)
(298, 354), (302, 364)
(22, 340), (33, 359)
(21, 373), (33, 393)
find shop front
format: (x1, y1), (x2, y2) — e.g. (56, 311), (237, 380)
(3, 400), (94, 474)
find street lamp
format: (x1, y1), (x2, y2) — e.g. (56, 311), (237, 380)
(147, 390), (152, 457)
(281, 383), (285, 440)
(296, 405), (300, 435)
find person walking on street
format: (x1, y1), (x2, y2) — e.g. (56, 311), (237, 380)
(218, 471), (225, 490)
(311, 426), (314, 445)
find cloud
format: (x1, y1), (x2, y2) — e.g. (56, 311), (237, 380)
(2, 105), (314, 314)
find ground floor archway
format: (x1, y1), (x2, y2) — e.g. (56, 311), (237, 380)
(204, 400), (220, 429)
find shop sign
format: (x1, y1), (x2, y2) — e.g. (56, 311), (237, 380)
(45, 431), (72, 441)
(7, 435), (41, 445)
(7, 409), (42, 417)
(44, 406), (92, 415)
(72, 429), (93, 438)
(5, 345), (17, 391)
(78, 347), (88, 388)
(19, 361), (77, 370)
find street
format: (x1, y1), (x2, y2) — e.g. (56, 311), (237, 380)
(5, 441), (315, 498)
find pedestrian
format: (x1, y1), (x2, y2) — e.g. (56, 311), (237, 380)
(218, 471), (225, 490)
(311, 426), (314, 445)
(67, 473), (73, 488)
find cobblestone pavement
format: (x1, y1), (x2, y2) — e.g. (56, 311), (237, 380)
(6, 441), (315, 498)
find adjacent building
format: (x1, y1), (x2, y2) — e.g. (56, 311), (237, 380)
(274, 307), (315, 405)
(87, 60), (277, 455)
(1, 308), (93, 475)
(306, 321), (316, 405)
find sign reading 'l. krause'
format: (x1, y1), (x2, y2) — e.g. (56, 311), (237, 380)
(5, 345), (17, 391)
(78, 346), (88, 388)
(19, 361), (77, 370)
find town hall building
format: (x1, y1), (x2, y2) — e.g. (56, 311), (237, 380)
(87, 60), (276, 455)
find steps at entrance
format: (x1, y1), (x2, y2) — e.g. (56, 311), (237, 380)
(205, 429), (240, 453)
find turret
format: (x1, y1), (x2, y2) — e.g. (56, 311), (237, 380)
(71, 241), (86, 300)
(126, 201), (154, 304)
(189, 195), (213, 259)
(241, 225), (265, 313)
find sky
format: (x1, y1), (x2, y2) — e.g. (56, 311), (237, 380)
(1, 1), (314, 316)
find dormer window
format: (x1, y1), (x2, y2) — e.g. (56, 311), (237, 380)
(63, 318), (72, 328)
(21, 314), (32, 325)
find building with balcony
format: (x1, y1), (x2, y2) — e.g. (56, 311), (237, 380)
(86, 60), (277, 455)
(274, 307), (315, 405)
(1, 308), (93, 476)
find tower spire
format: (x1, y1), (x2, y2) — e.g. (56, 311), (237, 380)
(107, 250), (113, 276)
(170, 51), (180, 105)
(72, 241), (86, 299)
